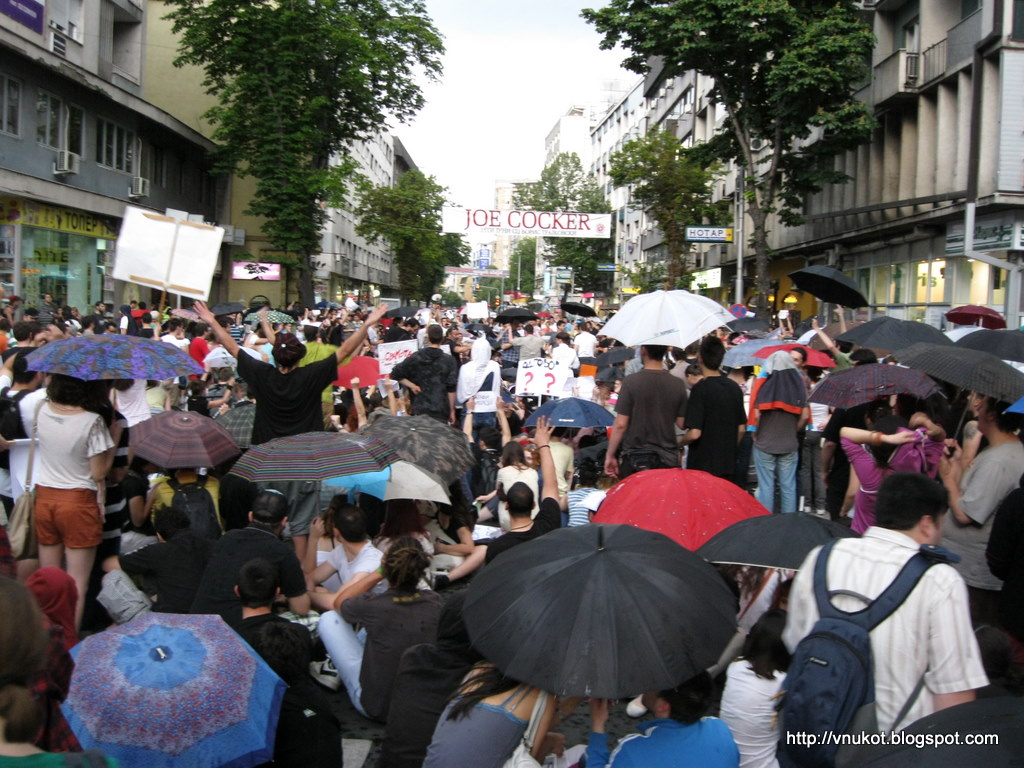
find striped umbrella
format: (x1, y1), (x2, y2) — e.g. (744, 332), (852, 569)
(130, 411), (240, 469)
(244, 310), (295, 325)
(229, 432), (399, 483)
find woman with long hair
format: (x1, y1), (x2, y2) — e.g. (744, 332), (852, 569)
(477, 441), (539, 531)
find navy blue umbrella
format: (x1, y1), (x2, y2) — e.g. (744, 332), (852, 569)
(523, 397), (614, 429)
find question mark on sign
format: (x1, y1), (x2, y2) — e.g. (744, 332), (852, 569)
(544, 372), (556, 393)
(524, 372), (534, 391)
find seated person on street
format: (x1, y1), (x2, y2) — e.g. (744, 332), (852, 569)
(235, 557), (314, 654)
(305, 503), (385, 611)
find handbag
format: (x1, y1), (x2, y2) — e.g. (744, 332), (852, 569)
(502, 689), (549, 768)
(8, 400), (43, 560)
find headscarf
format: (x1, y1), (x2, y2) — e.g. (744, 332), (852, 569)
(26, 567), (79, 651)
(753, 350), (806, 415)
(119, 305), (141, 337)
(456, 336), (500, 404)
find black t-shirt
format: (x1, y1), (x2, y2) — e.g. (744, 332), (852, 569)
(684, 375), (747, 478)
(265, 681), (342, 768)
(121, 471), (153, 535)
(236, 353), (338, 444)
(484, 497), (561, 564)
(190, 525), (306, 628)
(120, 530), (214, 613)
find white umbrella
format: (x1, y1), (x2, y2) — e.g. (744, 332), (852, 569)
(599, 290), (735, 350)
(944, 326), (983, 342)
(384, 460), (451, 504)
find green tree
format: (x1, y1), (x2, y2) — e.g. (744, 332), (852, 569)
(609, 128), (729, 287)
(355, 170), (469, 301)
(513, 153), (612, 292)
(164, 0), (444, 306)
(509, 237), (538, 293)
(583, 0), (875, 311)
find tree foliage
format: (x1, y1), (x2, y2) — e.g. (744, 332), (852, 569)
(583, 0), (875, 310)
(513, 153), (612, 292)
(355, 170), (469, 302)
(609, 128), (729, 287)
(164, 0), (444, 305)
(509, 237), (538, 293)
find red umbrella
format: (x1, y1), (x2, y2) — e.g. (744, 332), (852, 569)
(754, 343), (835, 368)
(594, 469), (770, 550)
(945, 305), (1006, 329)
(334, 355), (380, 387)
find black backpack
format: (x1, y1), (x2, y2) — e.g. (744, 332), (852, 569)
(777, 539), (954, 767)
(473, 449), (500, 499)
(0, 387), (30, 470)
(167, 475), (222, 540)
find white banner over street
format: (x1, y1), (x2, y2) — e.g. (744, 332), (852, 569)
(443, 207), (612, 239)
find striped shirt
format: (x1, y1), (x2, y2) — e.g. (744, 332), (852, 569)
(567, 488), (595, 527)
(783, 527), (987, 731)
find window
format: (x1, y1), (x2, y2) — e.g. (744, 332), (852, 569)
(95, 118), (135, 172)
(35, 91), (82, 152)
(1, 76), (19, 135)
(1014, 0), (1024, 40)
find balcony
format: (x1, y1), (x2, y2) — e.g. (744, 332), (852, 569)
(947, 9), (982, 72)
(871, 49), (919, 108)
(921, 39), (946, 85)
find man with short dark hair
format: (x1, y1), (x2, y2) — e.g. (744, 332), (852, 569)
(604, 344), (688, 478)
(392, 324), (458, 423)
(784, 473), (987, 733)
(680, 336), (747, 483)
(306, 503), (384, 611)
(190, 491), (310, 627)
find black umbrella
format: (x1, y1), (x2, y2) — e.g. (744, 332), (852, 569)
(495, 307), (538, 324)
(463, 524), (737, 698)
(561, 301), (597, 318)
(788, 265), (868, 308)
(697, 513), (858, 570)
(892, 342), (1024, 404)
(594, 346), (635, 366)
(727, 316), (770, 332)
(384, 305), (420, 319)
(954, 329), (1024, 363)
(808, 364), (939, 409)
(466, 322), (490, 335)
(851, 697), (1024, 768)
(208, 301), (246, 317)
(837, 316), (951, 352)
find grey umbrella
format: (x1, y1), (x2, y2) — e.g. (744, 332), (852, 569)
(892, 342), (1024, 403)
(954, 329), (1024, 363)
(363, 415), (475, 485)
(837, 316), (951, 352)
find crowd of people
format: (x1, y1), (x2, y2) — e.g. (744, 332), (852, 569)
(0, 291), (1021, 768)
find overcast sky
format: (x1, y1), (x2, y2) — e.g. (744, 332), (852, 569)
(396, 0), (638, 209)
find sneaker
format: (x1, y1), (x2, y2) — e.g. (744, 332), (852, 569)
(309, 658), (341, 691)
(625, 695), (648, 718)
(815, 508), (827, 517)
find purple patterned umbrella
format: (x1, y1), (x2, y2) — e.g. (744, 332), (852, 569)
(808, 364), (939, 409)
(63, 613), (285, 768)
(27, 335), (203, 380)
(130, 411), (240, 469)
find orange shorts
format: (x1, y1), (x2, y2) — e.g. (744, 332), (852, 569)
(35, 486), (103, 549)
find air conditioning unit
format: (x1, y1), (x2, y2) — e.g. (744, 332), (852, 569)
(750, 138), (767, 152)
(129, 176), (150, 199)
(53, 150), (80, 175)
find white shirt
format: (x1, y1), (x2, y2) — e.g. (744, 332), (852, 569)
(783, 527), (988, 731)
(325, 540), (386, 594)
(161, 333), (190, 350)
(719, 661), (785, 768)
(574, 331), (597, 358)
(551, 343), (579, 371)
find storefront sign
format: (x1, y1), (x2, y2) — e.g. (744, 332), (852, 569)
(691, 267), (722, 289)
(1, 0), (44, 34)
(443, 207), (611, 239)
(231, 262), (282, 281)
(945, 213), (1020, 255)
(2, 197), (118, 239)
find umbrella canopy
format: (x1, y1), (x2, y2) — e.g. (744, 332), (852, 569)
(600, 290), (734, 350)
(213, 403), (255, 450)
(561, 301), (597, 318)
(697, 513), (858, 570)
(63, 613), (285, 768)
(363, 415), (475, 485)
(170, 308), (199, 322)
(953, 329), (1024, 363)
(850, 697), (1024, 768)
(594, 346), (635, 366)
(945, 304), (1006, 329)
(244, 310), (294, 325)
(523, 397), (615, 429)
(808, 363), (939, 409)
(208, 302), (246, 317)
(131, 411), (240, 469)
(463, 524), (737, 698)
(495, 307), (538, 324)
(753, 343), (835, 368)
(230, 432), (399, 483)
(836, 316), (951, 352)
(382, 461), (450, 504)
(722, 338), (787, 368)
(594, 469), (770, 551)
(384, 305), (420, 319)
(726, 316), (770, 332)
(334, 355), (380, 388)
(27, 336), (203, 380)
(316, 300), (342, 310)
(788, 265), (868, 308)
(203, 347), (235, 370)
(892, 342), (1024, 403)
(944, 326), (983, 342)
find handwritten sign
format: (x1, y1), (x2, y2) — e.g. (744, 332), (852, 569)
(515, 357), (571, 397)
(465, 301), (489, 320)
(378, 340), (417, 374)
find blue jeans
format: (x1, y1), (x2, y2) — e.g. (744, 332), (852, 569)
(319, 611), (368, 716)
(753, 446), (798, 514)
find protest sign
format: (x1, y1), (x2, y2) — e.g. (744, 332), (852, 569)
(378, 340), (417, 374)
(515, 357), (571, 397)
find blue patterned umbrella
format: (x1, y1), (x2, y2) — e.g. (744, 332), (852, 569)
(523, 397), (614, 428)
(27, 335), (203, 380)
(63, 613), (285, 768)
